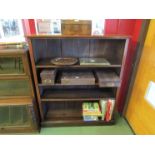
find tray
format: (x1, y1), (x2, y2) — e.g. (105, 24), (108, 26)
(51, 57), (78, 66)
(80, 58), (110, 66)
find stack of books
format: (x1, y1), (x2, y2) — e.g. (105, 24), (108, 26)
(82, 102), (102, 121)
(82, 99), (115, 122)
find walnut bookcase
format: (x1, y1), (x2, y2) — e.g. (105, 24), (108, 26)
(27, 35), (129, 127)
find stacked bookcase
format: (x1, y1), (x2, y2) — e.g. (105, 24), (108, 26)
(27, 35), (129, 127)
(0, 47), (39, 133)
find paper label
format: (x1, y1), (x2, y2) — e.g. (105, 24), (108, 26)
(145, 81), (155, 109)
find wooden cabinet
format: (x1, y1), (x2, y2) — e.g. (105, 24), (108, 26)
(27, 35), (129, 127)
(0, 48), (39, 133)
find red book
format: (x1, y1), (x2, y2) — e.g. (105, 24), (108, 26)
(105, 99), (112, 122)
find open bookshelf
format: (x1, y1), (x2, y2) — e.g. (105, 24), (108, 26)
(27, 35), (129, 127)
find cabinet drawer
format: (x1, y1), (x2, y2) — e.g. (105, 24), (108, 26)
(0, 79), (32, 97)
(0, 57), (24, 75)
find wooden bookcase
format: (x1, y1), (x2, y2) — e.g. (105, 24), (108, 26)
(27, 35), (129, 127)
(0, 47), (39, 133)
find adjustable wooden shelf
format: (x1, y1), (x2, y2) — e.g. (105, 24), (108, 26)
(27, 35), (129, 127)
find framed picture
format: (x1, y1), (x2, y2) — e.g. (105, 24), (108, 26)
(50, 19), (61, 35)
(36, 19), (61, 35)
(92, 19), (105, 35)
(37, 20), (51, 34)
(0, 19), (25, 43)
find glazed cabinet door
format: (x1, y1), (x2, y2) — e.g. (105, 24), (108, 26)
(0, 56), (25, 75)
(0, 103), (38, 132)
(0, 79), (33, 98)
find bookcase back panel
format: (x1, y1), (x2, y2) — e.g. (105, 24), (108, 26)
(31, 38), (126, 65)
(45, 102), (82, 119)
(40, 87), (117, 100)
(46, 39), (62, 58)
(32, 39), (61, 61)
(32, 39), (46, 62)
(89, 39), (126, 64)
(61, 39), (90, 57)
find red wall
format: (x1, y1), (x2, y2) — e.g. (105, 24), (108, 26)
(105, 19), (143, 113)
(22, 19), (36, 35)
(22, 19), (143, 114)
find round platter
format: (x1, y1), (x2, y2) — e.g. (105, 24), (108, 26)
(51, 57), (78, 66)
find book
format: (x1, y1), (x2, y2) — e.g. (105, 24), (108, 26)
(100, 99), (107, 120)
(105, 99), (115, 122)
(105, 99), (111, 122)
(83, 115), (98, 121)
(82, 102), (102, 116)
(109, 99), (115, 121)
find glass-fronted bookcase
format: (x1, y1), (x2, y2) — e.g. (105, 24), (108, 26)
(0, 46), (39, 133)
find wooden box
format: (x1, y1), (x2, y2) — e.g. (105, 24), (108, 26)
(95, 71), (120, 87)
(40, 70), (56, 84)
(61, 71), (95, 85)
(61, 20), (91, 35)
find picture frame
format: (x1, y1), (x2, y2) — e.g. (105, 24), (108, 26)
(92, 19), (105, 35)
(37, 20), (51, 34)
(36, 19), (61, 35)
(50, 19), (61, 35)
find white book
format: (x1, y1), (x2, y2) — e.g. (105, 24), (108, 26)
(109, 99), (115, 120)
(100, 99), (107, 120)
